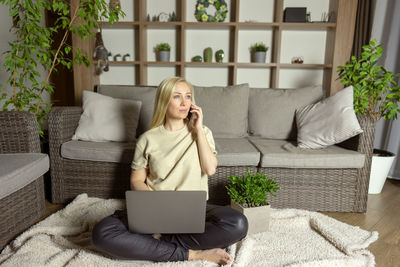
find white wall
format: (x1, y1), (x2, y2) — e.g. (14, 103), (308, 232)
(100, 0), (330, 88)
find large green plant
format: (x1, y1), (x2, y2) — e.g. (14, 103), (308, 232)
(226, 168), (280, 208)
(337, 39), (400, 122)
(0, 0), (124, 135)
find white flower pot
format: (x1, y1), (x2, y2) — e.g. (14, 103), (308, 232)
(368, 149), (395, 194)
(230, 201), (270, 235)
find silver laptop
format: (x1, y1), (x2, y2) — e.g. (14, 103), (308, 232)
(125, 190), (207, 234)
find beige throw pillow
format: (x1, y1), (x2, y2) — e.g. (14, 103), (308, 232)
(72, 91), (142, 142)
(296, 86), (363, 149)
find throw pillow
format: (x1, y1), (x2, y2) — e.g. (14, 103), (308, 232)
(248, 86), (324, 140)
(72, 91), (142, 142)
(296, 86), (363, 149)
(194, 83), (250, 138)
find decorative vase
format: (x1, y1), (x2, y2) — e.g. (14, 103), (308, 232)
(253, 51), (266, 63)
(204, 47), (213, 62)
(368, 149), (395, 194)
(192, 55), (202, 62)
(230, 201), (270, 235)
(215, 49), (224, 62)
(158, 51), (170, 62)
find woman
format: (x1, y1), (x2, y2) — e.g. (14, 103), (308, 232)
(92, 77), (248, 265)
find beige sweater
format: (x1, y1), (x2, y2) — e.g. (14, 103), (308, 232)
(131, 124), (216, 198)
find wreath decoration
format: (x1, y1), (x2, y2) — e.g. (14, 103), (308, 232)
(195, 0), (228, 22)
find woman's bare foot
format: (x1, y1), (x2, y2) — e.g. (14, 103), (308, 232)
(189, 248), (232, 265)
(152, 233), (162, 240)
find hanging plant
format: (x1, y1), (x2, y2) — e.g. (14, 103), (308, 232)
(195, 0), (228, 22)
(0, 0), (124, 136)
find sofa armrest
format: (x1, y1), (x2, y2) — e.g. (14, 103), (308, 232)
(48, 106), (82, 157)
(0, 111), (41, 153)
(338, 114), (375, 212)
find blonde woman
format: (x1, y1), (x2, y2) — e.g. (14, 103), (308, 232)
(92, 77), (248, 265)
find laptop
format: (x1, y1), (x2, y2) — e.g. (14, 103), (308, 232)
(125, 190), (207, 234)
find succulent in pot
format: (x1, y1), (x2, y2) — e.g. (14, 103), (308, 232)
(251, 42), (269, 63)
(156, 43), (171, 62)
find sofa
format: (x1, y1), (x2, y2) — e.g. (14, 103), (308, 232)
(0, 111), (49, 249)
(48, 84), (375, 212)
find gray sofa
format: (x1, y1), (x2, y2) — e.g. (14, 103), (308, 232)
(0, 111), (49, 249)
(48, 84), (374, 212)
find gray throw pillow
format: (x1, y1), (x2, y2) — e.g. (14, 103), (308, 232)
(97, 85), (157, 136)
(296, 86), (363, 149)
(248, 86), (324, 140)
(72, 91), (142, 142)
(194, 84), (250, 138)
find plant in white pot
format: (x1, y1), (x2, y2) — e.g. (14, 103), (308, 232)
(251, 42), (268, 63)
(226, 169), (280, 235)
(156, 43), (171, 62)
(338, 39), (400, 194)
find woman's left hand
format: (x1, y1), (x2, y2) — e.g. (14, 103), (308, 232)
(189, 104), (204, 132)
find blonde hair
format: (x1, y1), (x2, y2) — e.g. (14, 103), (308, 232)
(150, 77), (195, 129)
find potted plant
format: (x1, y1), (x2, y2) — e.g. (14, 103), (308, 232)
(251, 42), (268, 63)
(0, 0), (124, 136)
(156, 43), (171, 62)
(338, 39), (400, 194)
(226, 169), (280, 234)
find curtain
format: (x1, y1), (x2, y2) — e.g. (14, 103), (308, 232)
(352, 0), (373, 57)
(371, 0), (400, 179)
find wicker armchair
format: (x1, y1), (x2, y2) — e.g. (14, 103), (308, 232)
(0, 111), (47, 249)
(48, 107), (132, 204)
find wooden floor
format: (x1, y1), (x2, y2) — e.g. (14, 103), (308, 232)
(323, 179), (400, 267)
(43, 179), (400, 267)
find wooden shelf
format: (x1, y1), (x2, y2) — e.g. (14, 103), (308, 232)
(109, 61), (140, 65)
(71, 0), (358, 103)
(279, 63), (332, 69)
(185, 62), (236, 67)
(145, 61), (182, 66)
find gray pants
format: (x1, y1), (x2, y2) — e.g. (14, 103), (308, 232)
(92, 204), (248, 262)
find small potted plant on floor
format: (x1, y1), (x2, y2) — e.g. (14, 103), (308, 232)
(338, 39), (400, 194)
(156, 43), (171, 62)
(251, 42), (268, 63)
(226, 169), (280, 235)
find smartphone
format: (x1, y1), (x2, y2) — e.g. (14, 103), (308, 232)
(187, 107), (192, 120)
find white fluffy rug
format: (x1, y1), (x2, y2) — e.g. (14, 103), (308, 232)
(0, 194), (378, 267)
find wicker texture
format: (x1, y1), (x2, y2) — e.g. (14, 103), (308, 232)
(208, 166), (257, 206)
(0, 111), (46, 249)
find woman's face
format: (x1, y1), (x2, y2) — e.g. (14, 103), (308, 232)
(166, 82), (192, 121)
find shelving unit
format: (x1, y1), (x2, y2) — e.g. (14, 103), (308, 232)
(71, 0), (358, 104)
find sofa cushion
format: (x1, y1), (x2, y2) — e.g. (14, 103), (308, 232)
(248, 138), (365, 168)
(296, 86), (363, 149)
(248, 86), (323, 140)
(0, 153), (49, 200)
(194, 84), (250, 138)
(72, 91), (142, 142)
(61, 140), (135, 163)
(97, 85), (157, 136)
(215, 138), (260, 166)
